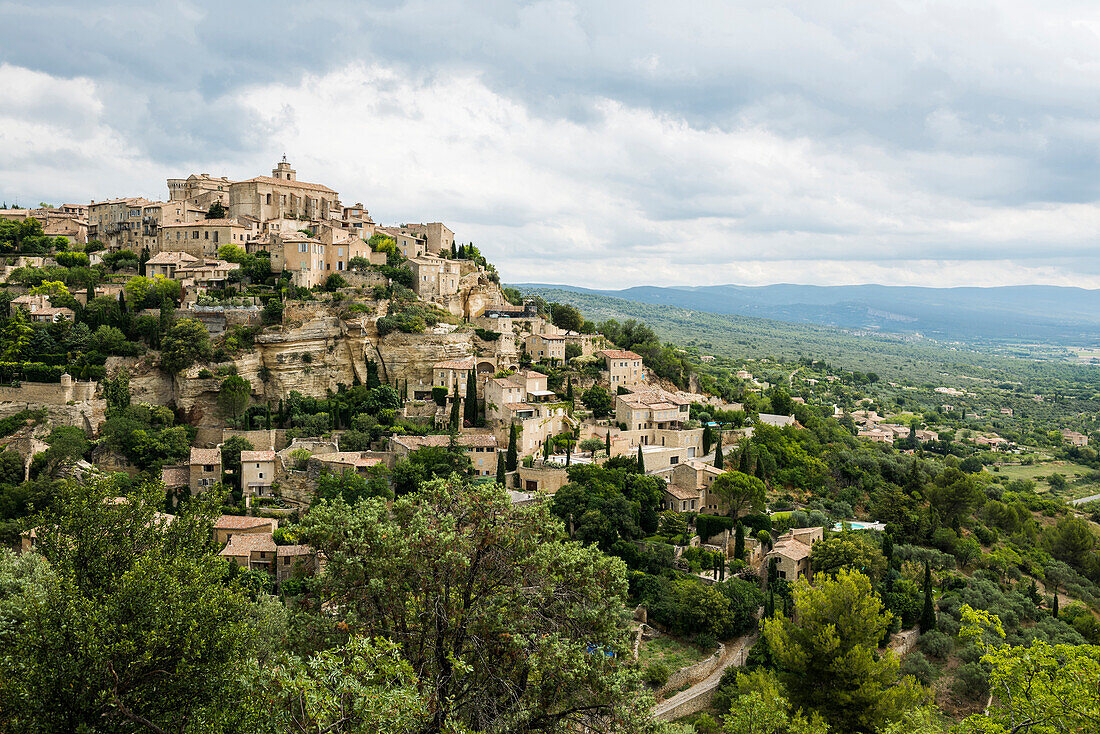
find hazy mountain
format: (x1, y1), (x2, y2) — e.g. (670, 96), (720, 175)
(511, 283), (1100, 344)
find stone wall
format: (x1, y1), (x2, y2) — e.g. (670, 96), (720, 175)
(655, 641), (725, 700)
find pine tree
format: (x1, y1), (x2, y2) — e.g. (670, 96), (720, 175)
(920, 562), (937, 633)
(734, 522), (745, 561)
(449, 394), (461, 432)
(506, 423), (518, 471)
(713, 438), (724, 469)
(637, 445), (645, 474)
(464, 371), (478, 427)
(496, 450), (505, 485)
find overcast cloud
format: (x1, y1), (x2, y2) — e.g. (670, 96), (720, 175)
(2, 1), (1099, 288)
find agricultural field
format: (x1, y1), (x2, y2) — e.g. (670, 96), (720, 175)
(992, 459), (1100, 500)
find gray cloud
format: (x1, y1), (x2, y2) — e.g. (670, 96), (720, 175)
(2, 1), (1100, 287)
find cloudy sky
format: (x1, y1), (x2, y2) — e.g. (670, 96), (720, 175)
(2, 1), (1099, 289)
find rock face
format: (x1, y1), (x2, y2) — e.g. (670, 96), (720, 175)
(104, 292), (524, 426)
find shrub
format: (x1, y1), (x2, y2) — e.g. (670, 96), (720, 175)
(919, 629), (953, 659)
(474, 327), (500, 341)
(952, 661), (990, 700)
(899, 651), (936, 685)
(643, 662), (670, 688)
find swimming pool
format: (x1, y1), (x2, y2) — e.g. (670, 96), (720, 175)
(832, 520), (886, 532)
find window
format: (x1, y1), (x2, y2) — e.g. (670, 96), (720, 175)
(258, 472), (264, 479)
(213, 231), (218, 243)
(204, 231), (209, 239)
(266, 193), (271, 205)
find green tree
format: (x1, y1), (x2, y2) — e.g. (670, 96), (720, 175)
(920, 562), (937, 633)
(957, 605), (1100, 734)
(581, 384), (614, 418)
(448, 393), (460, 432)
(218, 374), (252, 419)
(257, 636), (429, 733)
(463, 370), (478, 426)
(810, 533), (887, 582)
(0, 478), (268, 731)
(300, 479), (650, 732)
(102, 368), (131, 419)
(160, 318), (212, 373)
(714, 436), (725, 469)
(550, 302), (584, 333)
(638, 444), (645, 473)
(764, 569), (927, 732)
(496, 450), (505, 485)
(206, 201), (228, 219)
(506, 423), (518, 471)
(710, 471), (766, 519)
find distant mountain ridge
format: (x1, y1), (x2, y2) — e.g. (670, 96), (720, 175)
(511, 283), (1100, 344)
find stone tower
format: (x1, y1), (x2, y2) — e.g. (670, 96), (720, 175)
(272, 155), (296, 182)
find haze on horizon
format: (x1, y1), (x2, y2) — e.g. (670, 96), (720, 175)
(2, 1), (1099, 291)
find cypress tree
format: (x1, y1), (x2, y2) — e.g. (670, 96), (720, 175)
(882, 533), (894, 569)
(1052, 590), (1060, 618)
(449, 394), (460, 432)
(86, 282), (95, 304)
(605, 431), (611, 456)
(544, 437), (550, 460)
(496, 450), (505, 485)
(464, 370), (478, 427)
(264, 404), (272, 430)
(506, 423), (518, 471)
(713, 439), (724, 470)
(566, 377), (573, 401)
(920, 562), (937, 633)
(766, 587), (775, 618)
(637, 445), (645, 474)
(734, 522), (745, 561)
(565, 440), (571, 467)
(702, 424), (713, 456)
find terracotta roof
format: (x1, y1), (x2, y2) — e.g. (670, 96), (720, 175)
(190, 448), (222, 465)
(160, 465), (190, 487)
(220, 532), (276, 556)
(598, 349), (642, 360)
(392, 433), (498, 449)
(434, 358), (475, 370)
(238, 175), (337, 193)
(664, 484), (703, 501)
(147, 251), (199, 265)
(312, 452), (382, 468)
(619, 389), (691, 409)
(278, 544), (314, 557)
(771, 538), (812, 561)
(240, 450), (276, 462)
(214, 515), (275, 530)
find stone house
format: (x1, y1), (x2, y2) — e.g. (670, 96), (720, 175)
(219, 532), (278, 572)
(666, 460), (723, 513)
(378, 226), (429, 259)
(409, 255), (462, 299)
(146, 251), (200, 279)
(525, 333), (565, 363)
(598, 349), (645, 388)
(276, 545), (318, 582)
(226, 159), (340, 222)
(484, 371), (574, 456)
(1062, 430), (1089, 447)
(515, 463), (569, 494)
(399, 222), (454, 255)
(309, 451), (385, 477)
(390, 432), (499, 477)
(189, 447), (222, 494)
(159, 219), (254, 257)
(433, 358), (476, 397)
(240, 450), (277, 499)
(766, 527), (823, 582)
(212, 514), (278, 547)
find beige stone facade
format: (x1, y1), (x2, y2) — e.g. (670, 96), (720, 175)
(410, 255), (462, 298)
(766, 527), (823, 582)
(399, 222), (454, 254)
(159, 219), (254, 257)
(599, 349), (645, 388)
(389, 432), (499, 477)
(240, 450), (277, 499)
(526, 333), (566, 363)
(189, 447), (222, 494)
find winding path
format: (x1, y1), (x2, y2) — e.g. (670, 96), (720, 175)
(652, 632), (758, 721)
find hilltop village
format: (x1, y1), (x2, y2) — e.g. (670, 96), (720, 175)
(4, 162), (1100, 732)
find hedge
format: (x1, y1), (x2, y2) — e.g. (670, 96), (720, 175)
(695, 514), (737, 542)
